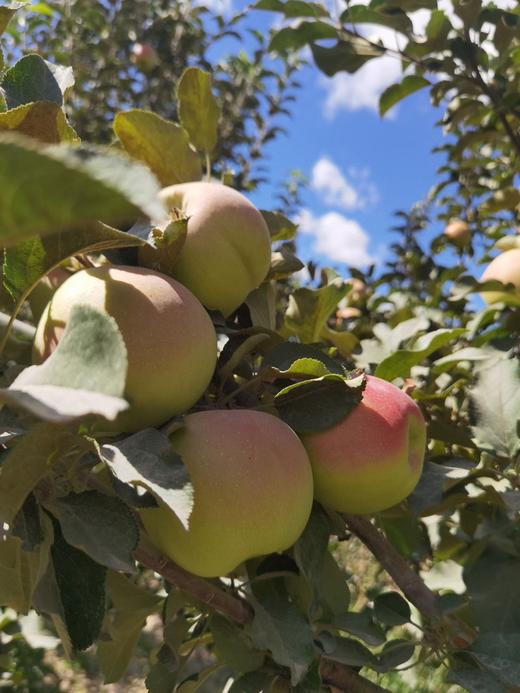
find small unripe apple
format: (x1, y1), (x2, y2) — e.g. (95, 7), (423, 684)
(131, 43), (159, 72)
(480, 248), (520, 306)
(151, 182), (272, 317)
(32, 265), (217, 432)
(444, 219), (471, 245)
(28, 267), (69, 323)
(140, 410), (314, 577)
(301, 376), (426, 515)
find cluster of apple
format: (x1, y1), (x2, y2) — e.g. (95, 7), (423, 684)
(32, 182), (427, 577)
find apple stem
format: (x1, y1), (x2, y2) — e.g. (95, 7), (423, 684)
(344, 514), (439, 619)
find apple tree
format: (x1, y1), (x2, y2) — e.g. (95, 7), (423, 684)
(0, 1), (519, 692)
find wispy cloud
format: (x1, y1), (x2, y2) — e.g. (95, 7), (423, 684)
(311, 157), (378, 210)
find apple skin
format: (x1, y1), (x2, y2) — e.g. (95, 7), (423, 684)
(444, 219), (471, 245)
(140, 410), (314, 577)
(480, 248), (520, 306)
(28, 267), (69, 323)
(32, 265), (217, 432)
(131, 43), (159, 71)
(154, 182), (272, 317)
(301, 376), (426, 515)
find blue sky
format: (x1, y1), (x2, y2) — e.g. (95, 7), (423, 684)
(205, 0), (515, 280)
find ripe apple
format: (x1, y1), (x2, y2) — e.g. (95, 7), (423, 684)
(444, 219), (471, 245)
(28, 267), (69, 323)
(480, 248), (520, 306)
(32, 265), (217, 432)
(146, 182), (272, 317)
(140, 410), (314, 577)
(301, 376), (426, 515)
(131, 43), (159, 72)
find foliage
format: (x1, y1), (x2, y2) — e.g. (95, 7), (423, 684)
(0, 2), (519, 692)
(5, 0), (303, 192)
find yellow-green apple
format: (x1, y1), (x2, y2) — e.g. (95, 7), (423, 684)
(140, 409), (314, 577)
(28, 267), (70, 323)
(444, 219), (471, 245)
(32, 265), (217, 432)
(480, 248), (520, 306)
(301, 376), (426, 515)
(143, 182), (272, 317)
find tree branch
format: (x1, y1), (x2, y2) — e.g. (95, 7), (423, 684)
(134, 540), (254, 625)
(135, 538), (389, 692)
(344, 515), (439, 619)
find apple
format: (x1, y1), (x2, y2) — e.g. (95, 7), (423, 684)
(32, 265), (217, 432)
(480, 248), (520, 306)
(146, 182), (272, 317)
(140, 409), (314, 577)
(131, 43), (159, 72)
(28, 267), (69, 323)
(444, 219), (471, 245)
(301, 376), (426, 515)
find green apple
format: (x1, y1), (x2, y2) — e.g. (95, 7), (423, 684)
(145, 182), (272, 317)
(480, 248), (520, 306)
(140, 409), (314, 577)
(32, 265), (217, 432)
(301, 376), (426, 515)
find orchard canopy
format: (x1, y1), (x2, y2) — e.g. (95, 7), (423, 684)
(0, 1), (519, 692)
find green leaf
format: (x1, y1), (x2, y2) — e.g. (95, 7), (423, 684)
(261, 210), (298, 241)
(447, 667), (506, 693)
(373, 592), (411, 626)
(176, 67), (220, 155)
(0, 134), (164, 246)
(270, 21), (338, 53)
(471, 358), (520, 459)
(275, 371), (364, 434)
(317, 632), (378, 668)
(0, 2), (25, 36)
(254, 0), (329, 18)
(8, 305), (128, 424)
(227, 672), (274, 693)
(51, 519), (106, 651)
(98, 571), (162, 683)
(285, 278), (349, 343)
(293, 505), (330, 588)
(101, 428), (194, 531)
(379, 75), (430, 116)
(247, 582), (315, 685)
(375, 639), (415, 672)
(0, 514), (52, 613)
(374, 328), (466, 381)
(210, 614), (265, 674)
(2, 54), (63, 108)
(311, 38), (382, 77)
(268, 247), (304, 280)
(4, 222), (144, 304)
(326, 610), (385, 647)
(0, 101), (78, 143)
(0, 423), (80, 526)
(52, 491), (138, 573)
(263, 342), (344, 375)
(341, 5), (413, 34)
(469, 633), (520, 688)
(114, 110), (202, 186)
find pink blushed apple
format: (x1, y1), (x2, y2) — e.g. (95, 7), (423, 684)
(140, 410), (314, 577)
(301, 376), (426, 515)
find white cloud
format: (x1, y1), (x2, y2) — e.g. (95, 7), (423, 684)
(297, 209), (376, 266)
(311, 157), (378, 210)
(195, 0), (232, 14)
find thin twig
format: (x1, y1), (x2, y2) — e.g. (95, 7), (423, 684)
(320, 659), (391, 693)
